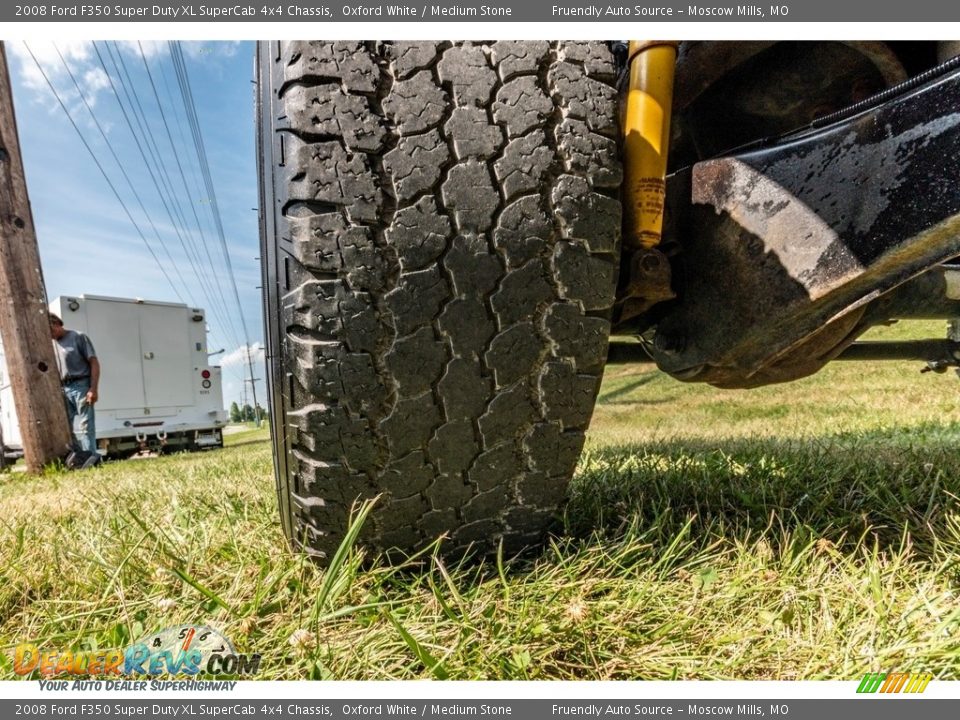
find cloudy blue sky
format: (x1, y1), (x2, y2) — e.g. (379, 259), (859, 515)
(9, 40), (264, 409)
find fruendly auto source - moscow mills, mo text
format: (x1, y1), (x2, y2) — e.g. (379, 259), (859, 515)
(551, 4), (785, 16)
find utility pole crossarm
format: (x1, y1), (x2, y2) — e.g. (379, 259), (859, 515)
(0, 43), (73, 472)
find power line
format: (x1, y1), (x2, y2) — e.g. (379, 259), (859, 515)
(170, 41), (261, 422)
(100, 41), (241, 352)
(135, 41), (244, 351)
(90, 41), (199, 309)
(23, 42), (183, 301)
(115, 42), (239, 347)
(159, 55), (210, 242)
(53, 44), (190, 305)
(96, 40), (239, 354)
(101, 42), (216, 308)
(29, 41), (257, 397)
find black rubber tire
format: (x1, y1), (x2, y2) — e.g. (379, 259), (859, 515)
(257, 41), (622, 561)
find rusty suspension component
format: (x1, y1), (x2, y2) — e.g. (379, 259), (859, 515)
(646, 59), (960, 388)
(609, 337), (960, 366)
(610, 264), (960, 370)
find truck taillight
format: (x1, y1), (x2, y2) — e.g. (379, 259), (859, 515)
(201, 370), (211, 379)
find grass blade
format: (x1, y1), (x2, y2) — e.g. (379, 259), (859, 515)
(383, 609), (449, 680)
(169, 566), (236, 616)
(311, 496), (379, 623)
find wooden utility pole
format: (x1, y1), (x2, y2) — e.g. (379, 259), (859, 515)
(0, 43), (73, 471)
(244, 348), (262, 427)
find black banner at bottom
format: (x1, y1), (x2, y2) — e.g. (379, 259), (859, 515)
(4, 700), (958, 720)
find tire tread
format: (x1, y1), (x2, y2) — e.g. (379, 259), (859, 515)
(262, 41), (621, 559)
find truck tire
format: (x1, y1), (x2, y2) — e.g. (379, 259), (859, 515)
(257, 41), (622, 560)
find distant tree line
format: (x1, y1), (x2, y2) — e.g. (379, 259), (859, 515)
(229, 401), (265, 423)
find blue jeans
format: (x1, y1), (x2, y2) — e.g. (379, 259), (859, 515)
(63, 379), (96, 453)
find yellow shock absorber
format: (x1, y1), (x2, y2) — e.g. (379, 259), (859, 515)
(623, 41), (679, 251)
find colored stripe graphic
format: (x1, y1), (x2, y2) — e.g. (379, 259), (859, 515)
(906, 674), (933, 693)
(857, 672), (931, 694)
(857, 673), (885, 693)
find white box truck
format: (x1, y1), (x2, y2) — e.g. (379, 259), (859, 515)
(0, 295), (228, 460)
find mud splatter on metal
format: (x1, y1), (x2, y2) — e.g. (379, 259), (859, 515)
(651, 67), (960, 388)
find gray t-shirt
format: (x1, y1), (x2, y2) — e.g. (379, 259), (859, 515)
(53, 330), (97, 381)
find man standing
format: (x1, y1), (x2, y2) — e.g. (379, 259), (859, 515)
(49, 313), (100, 454)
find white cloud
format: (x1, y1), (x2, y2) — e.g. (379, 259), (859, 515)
(220, 342), (265, 370)
(217, 344), (266, 408)
(83, 67), (110, 95)
(11, 41), (69, 96)
(182, 41), (242, 60)
(12, 41), (113, 120)
(12, 40), (92, 68)
(12, 41), (92, 91)
(13, 41), (246, 116)
(115, 40), (166, 60)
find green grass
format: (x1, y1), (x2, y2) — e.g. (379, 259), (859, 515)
(223, 424), (271, 447)
(1, 320), (958, 680)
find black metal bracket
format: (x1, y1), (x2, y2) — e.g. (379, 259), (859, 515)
(647, 63), (960, 388)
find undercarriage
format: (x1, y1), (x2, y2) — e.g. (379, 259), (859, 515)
(612, 41), (960, 388)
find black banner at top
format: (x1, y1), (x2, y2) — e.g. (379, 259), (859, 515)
(3, 0), (960, 22)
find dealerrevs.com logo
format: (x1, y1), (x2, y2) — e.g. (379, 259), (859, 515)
(14, 625), (261, 679)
